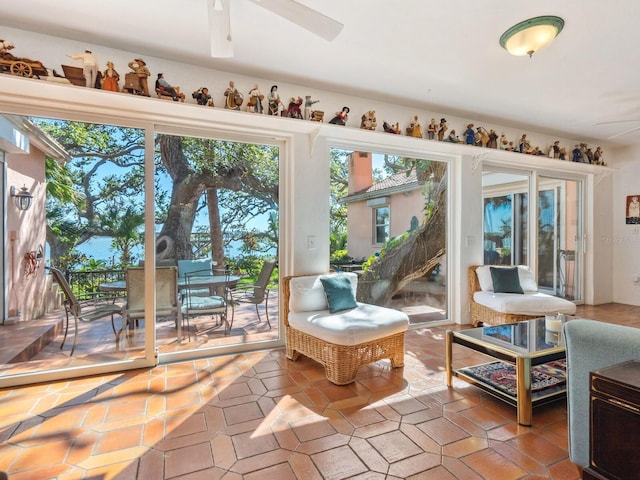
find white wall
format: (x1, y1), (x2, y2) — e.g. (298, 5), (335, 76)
(0, 26), (623, 321)
(612, 145), (640, 306)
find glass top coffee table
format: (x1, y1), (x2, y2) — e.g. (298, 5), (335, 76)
(445, 317), (570, 426)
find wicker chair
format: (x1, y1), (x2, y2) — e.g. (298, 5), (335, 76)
(282, 274), (407, 385)
(468, 265), (538, 327)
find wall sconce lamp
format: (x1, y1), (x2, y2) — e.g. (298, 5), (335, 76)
(10, 185), (33, 211)
(500, 16), (564, 57)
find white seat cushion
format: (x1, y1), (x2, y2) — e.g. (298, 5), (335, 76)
(288, 302), (409, 346)
(473, 291), (577, 316)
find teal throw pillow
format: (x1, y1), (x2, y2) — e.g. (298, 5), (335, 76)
(320, 275), (357, 313)
(490, 266), (524, 294)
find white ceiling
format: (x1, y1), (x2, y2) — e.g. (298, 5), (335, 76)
(4, 0), (640, 146)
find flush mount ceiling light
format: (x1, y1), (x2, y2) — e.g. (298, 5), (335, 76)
(500, 16), (564, 57)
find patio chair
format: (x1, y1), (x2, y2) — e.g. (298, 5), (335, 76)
(47, 267), (123, 355)
(122, 266), (183, 345)
(181, 269), (232, 337)
(229, 259), (276, 330)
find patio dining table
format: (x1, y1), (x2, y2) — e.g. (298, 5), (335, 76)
(99, 274), (240, 294)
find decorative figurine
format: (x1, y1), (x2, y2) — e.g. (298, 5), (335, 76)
(246, 84), (264, 113)
(310, 109), (324, 122)
(128, 58), (151, 96)
(267, 85), (283, 116)
(518, 134), (528, 153)
(463, 124), (475, 145)
(572, 144), (581, 162)
(437, 118), (448, 141)
(155, 73), (184, 101)
(0, 39), (14, 56)
(102, 61), (119, 92)
(550, 140), (560, 158)
(593, 146), (604, 164)
(500, 132), (509, 149)
(329, 106), (350, 125)
(477, 126), (490, 147)
(359, 110), (377, 130)
(445, 129), (462, 143)
(487, 129), (498, 148)
(303, 95), (320, 120)
(559, 147), (567, 160)
(405, 115), (422, 138)
(192, 87), (213, 106)
(68, 49), (98, 88)
(383, 121), (401, 134)
(287, 97), (304, 119)
(427, 118), (437, 140)
(224, 80), (243, 110)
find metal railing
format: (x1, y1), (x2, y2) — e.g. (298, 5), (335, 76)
(64, 269), (125, 299)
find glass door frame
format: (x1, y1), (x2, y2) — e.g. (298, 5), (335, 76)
(152, 124), (287, 365)
(328, 136), (455, 328)
(482, 163), (586, 304)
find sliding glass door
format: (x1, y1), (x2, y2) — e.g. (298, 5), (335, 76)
(482, 168), (583, 302)
(537, 176), (582, 300)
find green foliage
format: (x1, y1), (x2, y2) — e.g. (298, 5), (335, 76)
(329, 232), (347, 254)
(329, 249), (350, 263)
(52, 250), (89, 271)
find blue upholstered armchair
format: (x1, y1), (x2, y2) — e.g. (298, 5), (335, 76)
(563, 319), (640, 468)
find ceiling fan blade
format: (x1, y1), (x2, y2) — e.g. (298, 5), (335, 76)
(608, 125), (640, 140)
(249, 0), (343, 41)
(208, 0), (233, 57)
(594, 120), (640, 126)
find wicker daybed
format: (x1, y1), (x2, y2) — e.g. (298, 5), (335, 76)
(469, 264), (576, 326)
(282, 272), (409, 385)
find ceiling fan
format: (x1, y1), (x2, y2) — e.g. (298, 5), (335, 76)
(208, 0), (343, 57)
(594, 120), (640, 140)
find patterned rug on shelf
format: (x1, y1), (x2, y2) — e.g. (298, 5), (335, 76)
(458, 359), (566, 397)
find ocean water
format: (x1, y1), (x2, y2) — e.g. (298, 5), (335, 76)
(74, 236), (250, 265)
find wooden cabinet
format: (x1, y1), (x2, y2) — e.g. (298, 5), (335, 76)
(583, 360), (640, 480)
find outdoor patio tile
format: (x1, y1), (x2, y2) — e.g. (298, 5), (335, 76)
(311, 445), (368, 480)
(367, 429), (423, 463)
(462, 448), (527, 480)
(231, 429), (280, 459)
(229, 448), (292, 475)
(506, 432), (568, 465)
(295, 433), (351, 455)
(546, 458), (582, 480)
(417, 416), (470, 445)
(164, 441), (214, 479)
(0, 306), (636, 479)
(95, 424), (144, 455)
(348, 436), (388, 472)
(78, 446), (149, 471)
(143, 417), (166, 447)
(398, 423), (441, 454)
(488, 440), (548, 477)
(387, 452), (442, 479)
(288, 451), (324, 480)
(210, 434), (236, 470)
(441, 436), (488, 458)
(289, 414), (337, 442)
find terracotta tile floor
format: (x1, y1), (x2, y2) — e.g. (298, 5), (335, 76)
(0, 303), (638, 479)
